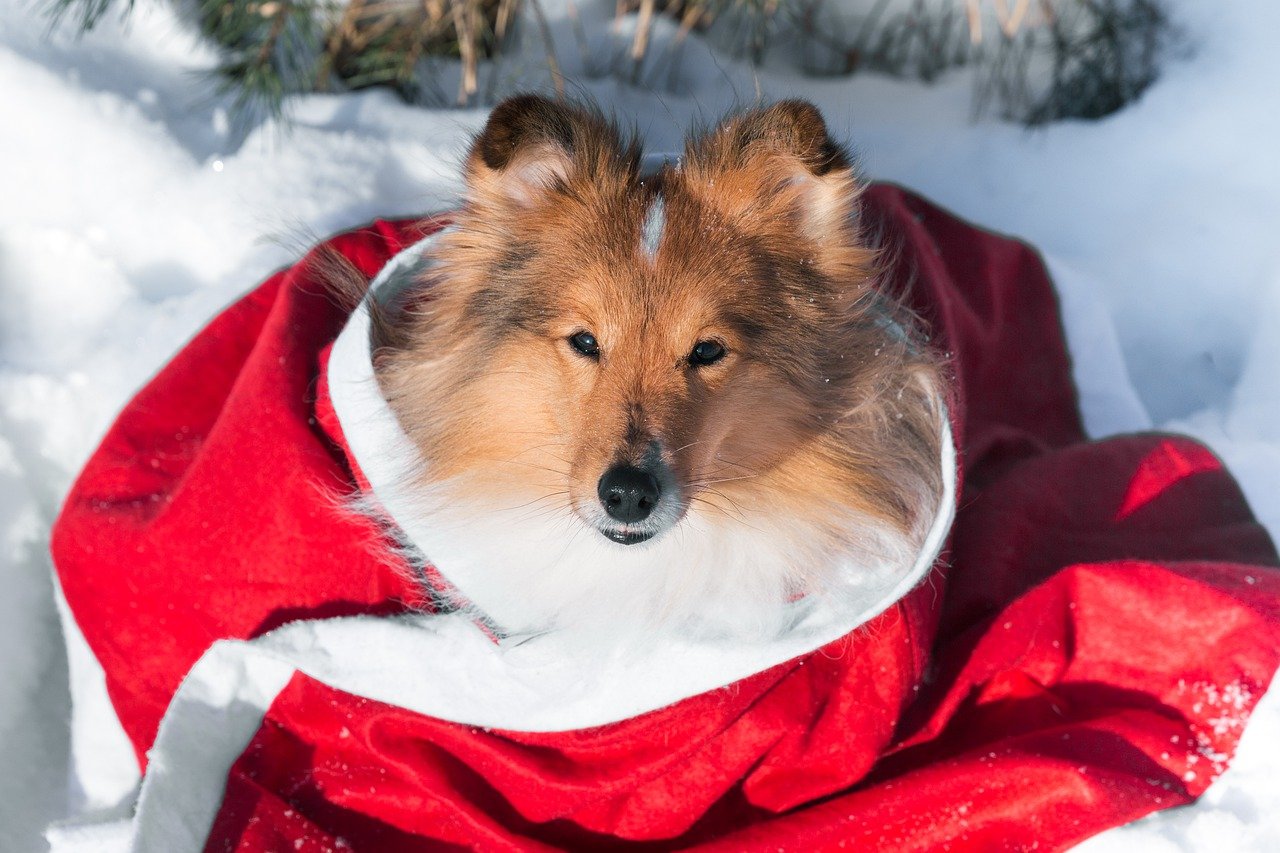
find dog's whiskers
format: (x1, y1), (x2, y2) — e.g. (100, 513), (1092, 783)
(670, 439), (708, 456)
(689, 473), (759, 487)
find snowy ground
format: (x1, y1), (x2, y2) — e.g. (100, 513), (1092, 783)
(2, 0), (1278, 850)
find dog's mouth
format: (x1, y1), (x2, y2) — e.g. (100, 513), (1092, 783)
(601, 527), (656, 546)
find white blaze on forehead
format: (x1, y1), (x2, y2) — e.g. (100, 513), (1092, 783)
(641, 193), (665, 262)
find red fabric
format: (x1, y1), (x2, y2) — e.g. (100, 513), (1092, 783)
(53, 186), (1280, 850)
(52, 218), (439, 760)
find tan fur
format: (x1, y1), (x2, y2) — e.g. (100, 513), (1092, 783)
(374, 96), (945, 626)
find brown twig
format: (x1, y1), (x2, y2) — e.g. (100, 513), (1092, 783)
(528, 0), (566, 97)
(965, 0), (982, 44)
(449, 0), (478, 104)
(631, 0), (656, 61)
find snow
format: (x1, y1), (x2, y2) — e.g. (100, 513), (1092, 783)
(1, 0), (1278, 849)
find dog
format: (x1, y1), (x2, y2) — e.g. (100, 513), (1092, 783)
(366, 95), (945, 643)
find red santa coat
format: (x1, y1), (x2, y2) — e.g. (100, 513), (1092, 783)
(52, 185), (1280, 851)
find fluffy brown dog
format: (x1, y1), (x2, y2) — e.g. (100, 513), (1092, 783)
(369, 95), (945, 641)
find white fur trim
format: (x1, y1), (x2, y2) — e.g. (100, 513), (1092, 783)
(51, 573), (140, 814)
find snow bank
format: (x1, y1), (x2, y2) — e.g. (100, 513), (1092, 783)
(1, 0), (1277, 849)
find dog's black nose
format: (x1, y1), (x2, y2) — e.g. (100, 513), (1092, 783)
(597, 465), (661, 523)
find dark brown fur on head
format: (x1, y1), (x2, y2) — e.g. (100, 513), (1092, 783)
(371, 94), (944, 633)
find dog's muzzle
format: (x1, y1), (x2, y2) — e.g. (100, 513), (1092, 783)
(594, 456), (679, 545)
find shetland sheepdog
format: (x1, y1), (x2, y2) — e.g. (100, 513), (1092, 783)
(367, 95), (945, 643)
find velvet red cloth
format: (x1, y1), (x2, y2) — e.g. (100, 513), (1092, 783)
(53, 185), (1280, 851)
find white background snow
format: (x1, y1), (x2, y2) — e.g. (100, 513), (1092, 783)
(2, 0), (1278, 849)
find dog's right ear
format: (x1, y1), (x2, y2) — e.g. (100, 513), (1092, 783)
(464, 94), (636, 209)
(681, 100), (860, 244)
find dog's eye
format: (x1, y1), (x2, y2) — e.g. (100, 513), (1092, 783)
(568, 331), (600, 358)
(689, 340), (726, 367)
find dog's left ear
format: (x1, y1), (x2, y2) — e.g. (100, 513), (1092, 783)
(464, 94), (637, 210)
(682, 100), (860, 241)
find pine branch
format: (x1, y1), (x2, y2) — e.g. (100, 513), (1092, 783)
(39, 0), (1173, 128)
(44, 0), (133, 30)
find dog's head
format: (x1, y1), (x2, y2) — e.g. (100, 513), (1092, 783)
(374, 96), (943, 638)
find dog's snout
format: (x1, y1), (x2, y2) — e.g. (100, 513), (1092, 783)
(597, 465), (662, 523)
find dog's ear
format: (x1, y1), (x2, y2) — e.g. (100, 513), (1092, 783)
(464, 94), (637, 209)
(682, 100), (860, 241)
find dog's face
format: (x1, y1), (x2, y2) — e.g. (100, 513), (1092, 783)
(445, 178), (862, 549)
(375, 96), (942, 637)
